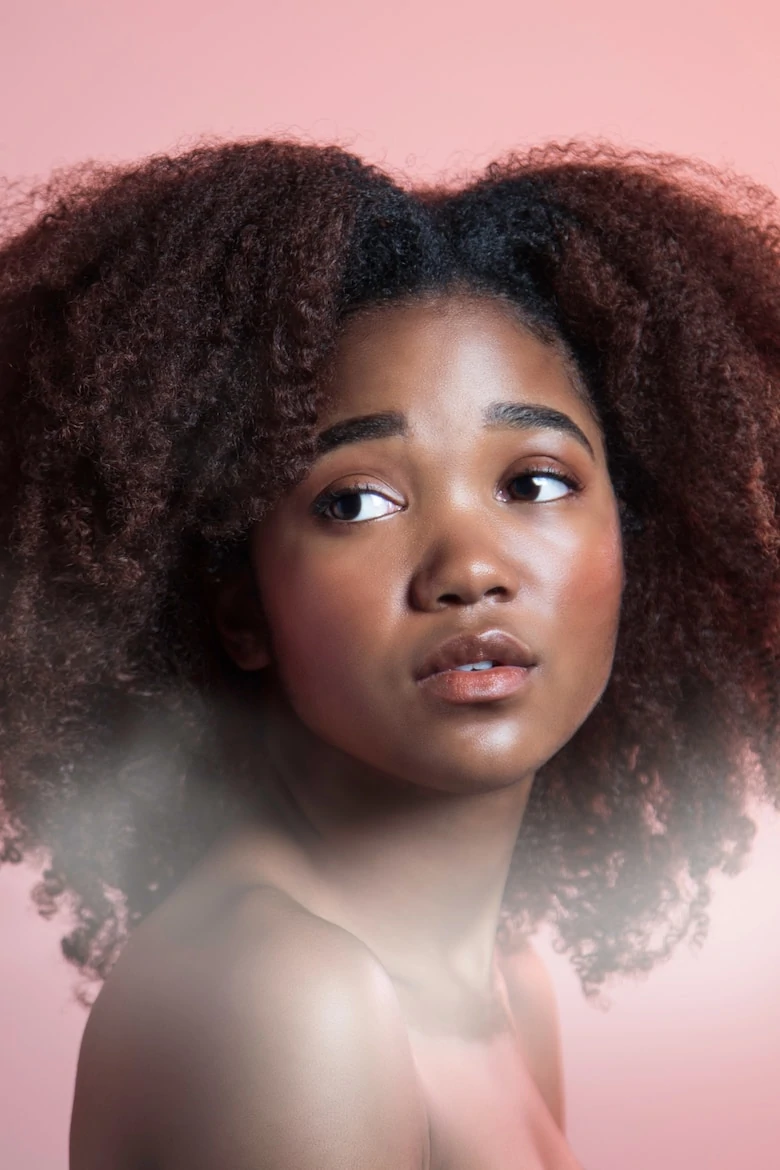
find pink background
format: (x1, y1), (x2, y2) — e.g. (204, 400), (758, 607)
(2, 2), (780, 1167)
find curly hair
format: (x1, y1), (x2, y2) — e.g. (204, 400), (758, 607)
(1, 139), (778, 1007)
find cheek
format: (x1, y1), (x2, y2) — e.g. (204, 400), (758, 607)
(257, 547), (403, 763)
(551, 517), (624, 672)
(256, 538), (385, 697)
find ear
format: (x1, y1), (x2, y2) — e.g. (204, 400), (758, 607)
(206, 563), (272, 672)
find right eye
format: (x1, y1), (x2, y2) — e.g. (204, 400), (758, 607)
(311, 483), (402, 524)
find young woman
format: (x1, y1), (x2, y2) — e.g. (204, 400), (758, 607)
(1, 140), (778, 1170)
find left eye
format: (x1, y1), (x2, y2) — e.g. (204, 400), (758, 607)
(506, 472), (576, 503)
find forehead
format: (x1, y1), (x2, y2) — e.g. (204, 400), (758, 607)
(323, 295), (598, 432)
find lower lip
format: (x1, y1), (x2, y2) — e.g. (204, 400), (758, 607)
(416, 665), (535, 704)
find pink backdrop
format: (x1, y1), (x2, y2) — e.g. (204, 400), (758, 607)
(2, 2), (780, 1167)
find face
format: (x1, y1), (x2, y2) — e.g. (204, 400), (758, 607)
(219, 295), (624, 798)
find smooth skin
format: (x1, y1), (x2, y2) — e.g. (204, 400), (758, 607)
(69, 294), (624, 1170)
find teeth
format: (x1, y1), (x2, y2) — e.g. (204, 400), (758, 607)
(454, 661), (496, 672)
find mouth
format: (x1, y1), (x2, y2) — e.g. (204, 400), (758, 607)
(415, 628), (537, 682)
(414, 628), (537, 705)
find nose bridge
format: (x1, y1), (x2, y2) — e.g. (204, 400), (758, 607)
(409, 477), (522, 608)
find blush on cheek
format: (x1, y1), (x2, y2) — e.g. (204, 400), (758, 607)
(580, 552), (623, 614)
(559, 533), (624, 678)
(578, 516), (624, 604)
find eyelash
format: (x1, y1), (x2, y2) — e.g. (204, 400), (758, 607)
(311, 465), (583, 523)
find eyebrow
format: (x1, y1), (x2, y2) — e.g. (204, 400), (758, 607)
(315, 402), (596, 460)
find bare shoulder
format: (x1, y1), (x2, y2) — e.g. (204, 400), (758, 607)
(72, 884), (429, 1170)
(498, 938), (566, 1132)
(499, 937), (560, 1018)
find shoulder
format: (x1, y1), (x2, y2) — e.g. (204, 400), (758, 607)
(499, 937), (560, 1021)
(498, 938), (566, 1132)
(74, 885), (429, 1170)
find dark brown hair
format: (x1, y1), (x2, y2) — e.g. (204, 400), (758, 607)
(1, 139), (778, 1006)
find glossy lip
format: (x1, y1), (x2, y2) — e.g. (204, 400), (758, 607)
(414, 628), (537, 681)
(417, 664), (534, 705)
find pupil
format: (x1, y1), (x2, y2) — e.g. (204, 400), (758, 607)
(334, 494), (361, 521)
(514, 475), (539, 501)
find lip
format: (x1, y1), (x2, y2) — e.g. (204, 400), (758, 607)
(414, 628), (537, 682)
(417, 664), (534, 704)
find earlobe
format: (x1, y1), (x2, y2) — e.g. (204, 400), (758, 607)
(208, 568), (272, 672)
(220, 628), (271, 672)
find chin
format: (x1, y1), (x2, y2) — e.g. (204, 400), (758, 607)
(379, 743), (546, 798)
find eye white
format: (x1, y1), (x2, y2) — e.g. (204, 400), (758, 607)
(341, 491), (398, 521)
(520, 474), (572, 502)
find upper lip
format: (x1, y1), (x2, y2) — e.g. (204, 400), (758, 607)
(415, 628), (537, 681)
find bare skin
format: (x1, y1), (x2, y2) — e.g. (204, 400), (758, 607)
(69, 294), (624, 1169)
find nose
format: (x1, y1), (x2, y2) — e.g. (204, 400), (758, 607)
(408, 524), (523, 611)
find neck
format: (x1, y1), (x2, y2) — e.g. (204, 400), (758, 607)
(218, 673), (534, 999)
